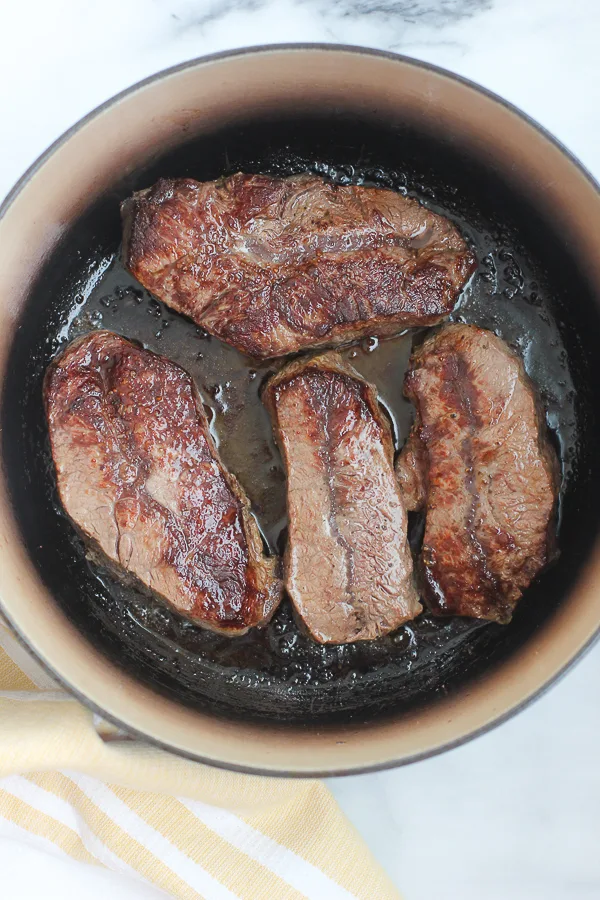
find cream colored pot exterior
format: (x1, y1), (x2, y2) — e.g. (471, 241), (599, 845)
(1, 46), (600, 775)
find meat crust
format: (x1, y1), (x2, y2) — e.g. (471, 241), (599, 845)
(123, 173), (476, 359)
(396, 324), (559, 623)
(264, 351), (421, 643)
(44, 331), (281, 634)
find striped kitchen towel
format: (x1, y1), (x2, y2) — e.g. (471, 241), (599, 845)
(0, 618), (401, 899)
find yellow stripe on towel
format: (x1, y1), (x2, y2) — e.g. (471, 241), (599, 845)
(0, 785), (97, 865)
(0, 629), (402, 899)
(111, 786), (306, 900)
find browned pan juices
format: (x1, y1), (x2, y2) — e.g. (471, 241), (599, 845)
(5, 116), (589, 725)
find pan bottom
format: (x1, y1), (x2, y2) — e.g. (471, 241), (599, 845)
(2, 114), (597, 725)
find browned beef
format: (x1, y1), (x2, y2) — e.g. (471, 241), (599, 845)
(396, 324), (559, 623)
(264, 352), (421, 643)
(44, 331), (281, 634)
(122, 173), (476, 359)
(395, 426), (428, 512)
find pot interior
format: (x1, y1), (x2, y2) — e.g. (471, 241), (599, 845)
(3, 108), (600, 726)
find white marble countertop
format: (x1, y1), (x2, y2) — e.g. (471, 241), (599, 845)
(1, 2), (600, 898)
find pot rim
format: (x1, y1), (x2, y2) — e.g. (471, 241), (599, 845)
(4, 42), (600, 225)
(2, 43), (600, 777)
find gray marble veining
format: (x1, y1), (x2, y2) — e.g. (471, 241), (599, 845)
(310, 0), (492, 26)
(170, 0), (493, 41)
